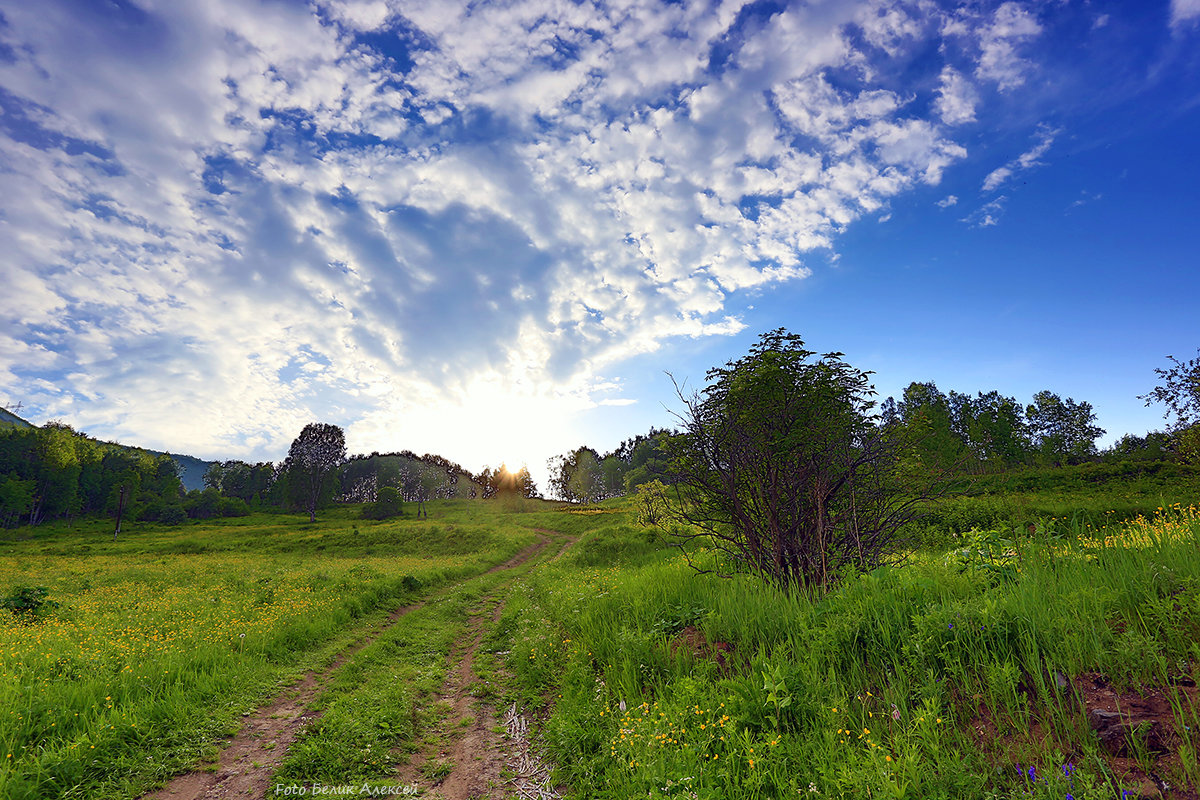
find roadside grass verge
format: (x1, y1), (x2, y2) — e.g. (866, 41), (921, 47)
(500, 504), (1200, 799)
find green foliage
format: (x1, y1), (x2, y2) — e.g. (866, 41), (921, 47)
(139, 499), (187, 525)
(202, 460), (274, 502)
(549, 428), (673, 501)
(909, 461), (1200, 546)
(669, 328), (914, 590)
(361, 485), (403, 520)
(761, 662), (794, 730)
(0, 500), (541, 798)
(633, 479), (668, 527)
(183, 487), (249, 520)
(886, 382), (1115, 473)
(1177, 423), (1200, 466)
(0, 424), (183, 527)
(548, 446), (605, 503)
(501, 497), (1200, 800)
(1140, 349), (1200, 433)
(0, 473), (35, 528)
(891, 381), (968, 470)
(949, 527), (1020, 584)
(282, 422), (347, 522)
(569, 523), (670, 568)
(478, 463), (538, 499)
(1, 585), (59, 618)
(1026, 390), (1105, 464)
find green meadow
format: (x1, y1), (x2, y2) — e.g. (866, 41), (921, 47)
(1, 473), (1198, 799)
(0, 503), (540, 799)
(494, 477), (1200, 800)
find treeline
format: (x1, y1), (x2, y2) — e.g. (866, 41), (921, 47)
(881, 383), (1106, 472)
(0, 420), (534, 529)
(544, 381), (1182, 502)
(0, 423), (186, 528)
(546, 428), (672, 504)
(199, 449), (527, 522)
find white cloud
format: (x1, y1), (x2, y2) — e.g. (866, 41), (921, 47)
(975, 2), (1042, 91)
(962, 196), (1008, 228)
(982, 125), (1059, 191)
(0, 0), (1034, 468)
(937, 194), (958, 208)
(981, 165), (1014, 192)
(1172, 0), (1200, 27)
(934, 67), (978, 125)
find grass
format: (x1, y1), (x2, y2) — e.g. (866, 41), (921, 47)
(498, 500), (1200, 799)
(4, 478), (1200, 799)
(912, 461), (1200, 547)
(270, 523), (573, 791)
(0, 500), (540, 799)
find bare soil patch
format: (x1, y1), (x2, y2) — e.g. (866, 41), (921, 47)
(1074, 671), (1200, 800)
(671, 625), (734, 674)
(964, 670), (1200, 800)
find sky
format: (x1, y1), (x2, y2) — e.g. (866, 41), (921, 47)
(1, 0), (1198, 486)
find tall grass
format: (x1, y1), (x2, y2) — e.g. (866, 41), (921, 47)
(502, 505), (1200, 798)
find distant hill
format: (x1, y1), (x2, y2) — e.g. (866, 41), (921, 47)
(0, 408), (214, 491)
(147, 450), (213, 492)
(0, 407), (35, 428)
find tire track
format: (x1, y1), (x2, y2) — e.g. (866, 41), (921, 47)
(144, 535), (553, 800)
(395, 528), (575, 800)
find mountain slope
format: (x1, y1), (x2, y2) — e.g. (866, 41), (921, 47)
(0, 407), (35, 428)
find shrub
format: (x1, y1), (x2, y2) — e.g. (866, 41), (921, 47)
(139, 499), (187, 525)
(219, 497), (250, 517)
(669, 329), (920, 591)
(184, 487), (223, 519)
(2, 586), (59, 618)
(363, 486), (404, 520)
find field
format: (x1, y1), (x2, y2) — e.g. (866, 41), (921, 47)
(0, 504), (545, 798)
(1, 473), (1199, 799)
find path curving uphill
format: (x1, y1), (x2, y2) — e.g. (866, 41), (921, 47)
(144, 531), (566, 800)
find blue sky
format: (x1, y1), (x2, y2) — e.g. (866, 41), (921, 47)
(1, 0), (1198, 485)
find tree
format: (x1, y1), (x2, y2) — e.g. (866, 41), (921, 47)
(667, 329), (919, 592)
(363, 485), (403, 519)
(484, 463), (539, 500)
(1140, 350), (1200, 464)
(283, 423), (347, 522)
(621, 429), (673, 492)
(949, 390), (1030, 469)
(892, 382), (965, 470)
(1025, 391), (1104, 464)
(568, 448), (603, 503)
(546, 447), (605, 503)
(1140, 350), (1200, 430)
(633, 479), (668, 527)
(0, 474), (34, 529)
(1103, 432), (1173, 462)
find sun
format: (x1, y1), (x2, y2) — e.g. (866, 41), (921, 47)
(348, 374), (591, 488)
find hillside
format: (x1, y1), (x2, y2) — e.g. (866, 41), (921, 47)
(144, 449), (213, 492)
(0, 408), (212, 491)
(2, 494), (1197, 799)
(0, 407), (34, 429)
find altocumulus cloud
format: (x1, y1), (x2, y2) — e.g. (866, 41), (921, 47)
(0, 0), (1045, 464)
